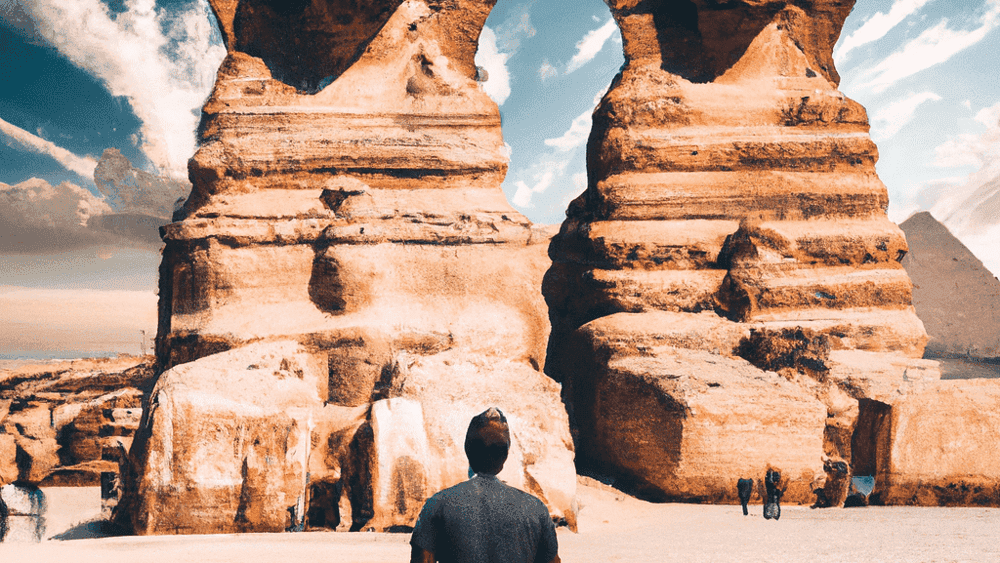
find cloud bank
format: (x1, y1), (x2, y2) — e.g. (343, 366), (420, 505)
(512, 90), (606, 209)
(915, 100), (1000, 274)
(0, 116), (98, 179)
(0, 150), (182, 255)
(538, 60), (558, 81)
(0, 178), (112, 253)
(544, 108), (593, 151)
(512, 159), (569, 208)
(14, 0), (226, 179)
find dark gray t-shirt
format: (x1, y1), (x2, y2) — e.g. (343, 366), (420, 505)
(410, 474), (559, 563)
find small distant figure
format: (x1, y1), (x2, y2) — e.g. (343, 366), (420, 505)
(410, 407), (560, 563)
(812, 459), (850, 509)
(762, 469), (783, 521)
(737, 478), (754, 515)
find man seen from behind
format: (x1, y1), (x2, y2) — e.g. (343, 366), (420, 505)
(409, 407), (561, 563)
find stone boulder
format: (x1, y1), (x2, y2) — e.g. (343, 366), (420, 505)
(118, 343), (577, 534)
(0, 356), (153, 486)
(118, 341), (324, 534)
(857, 380), (1000, 506)
(0, 483), (46, 542)
(564, 314), (827, 504)
(0, 434), (17, 485)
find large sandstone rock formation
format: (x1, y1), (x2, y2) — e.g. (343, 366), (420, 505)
(0, 357), (152, 487)
(544, 0), (928, 503)
(899, 211), (1000, 361)
(120, 0), (574, 534)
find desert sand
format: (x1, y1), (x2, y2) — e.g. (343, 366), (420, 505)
(4, 477), (999, 563)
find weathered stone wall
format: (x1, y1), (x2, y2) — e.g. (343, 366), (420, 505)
(544, 0), (930, 504)
(0, 357), (152, 488)
(121, 0), (575, 535)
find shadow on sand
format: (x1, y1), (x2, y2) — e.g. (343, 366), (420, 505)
(50, 518), (128, 541)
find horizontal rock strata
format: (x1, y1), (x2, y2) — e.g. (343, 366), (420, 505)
(123, 0), (575, 535)
(562, 316), (827, 503)
(0, 357), (153, 487)
(545, 0), (929, 505)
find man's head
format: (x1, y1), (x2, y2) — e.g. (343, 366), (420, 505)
(464, 407), (510, 476)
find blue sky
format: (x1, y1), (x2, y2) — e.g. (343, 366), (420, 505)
(1, 0), (999, 357)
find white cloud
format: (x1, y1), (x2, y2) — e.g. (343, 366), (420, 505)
(496, 11), (536, 53)
(0, 177), (165, 254)
(870, 91), (941, 139)
(538, 60), (558, 81)
(854, 3), (1000, 93)
(975, 100), (1000, 128)
(953, 223), (1000, 276)
(544, 108), (593, 152)
(934, 133), (988, 168)
(834, 0), (933, 62)
(476, 26), (512, 106)
(512, 160), (570, 208)
(0, 179), (111, 253)
(924, 101), (1000, 259)
(933, 102), (1000, 170)
(566, 19), (618, 74)
(20, 0), (226, 179)
(0, 116), (98, 179)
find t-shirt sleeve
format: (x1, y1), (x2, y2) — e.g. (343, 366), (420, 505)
(534, 508), (559, 563)
(410, 495), (438, 556)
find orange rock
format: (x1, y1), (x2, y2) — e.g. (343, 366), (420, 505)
(544, 0), (927, 503)
(130, 0), (576, 535)
(859, 380), (1000, 507)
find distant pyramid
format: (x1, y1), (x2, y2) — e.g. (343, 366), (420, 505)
(900, 211), (1000, 360)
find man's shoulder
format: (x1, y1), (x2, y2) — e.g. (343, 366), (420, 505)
(497, 480), (548, 510)
(429, 476), (548, 511)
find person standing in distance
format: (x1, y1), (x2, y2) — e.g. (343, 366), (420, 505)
(409, 407), (561, 563)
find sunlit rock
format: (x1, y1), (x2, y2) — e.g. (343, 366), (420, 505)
(545, 0), (928, 503)
(125, 0), (575, 534)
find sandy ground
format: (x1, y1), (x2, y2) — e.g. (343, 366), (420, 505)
(3, 478), (1000, 563)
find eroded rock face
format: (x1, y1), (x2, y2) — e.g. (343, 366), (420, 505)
(0, 357), (153, 487)
(126, 0), (575, 534)
(160, 0), (547, 369)
(119, 342), (321, 534)
(857, 380), (1000, 506)
(549, 0), (924, 353)
(562, 313), (826, 503)
(544, 0), (927, 503)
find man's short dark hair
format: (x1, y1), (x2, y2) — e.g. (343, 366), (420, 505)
(464, 407), (511, 475)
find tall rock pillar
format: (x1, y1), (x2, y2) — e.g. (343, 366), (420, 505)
(119, 0), (576, 534)
(545, 0), (928, 503)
